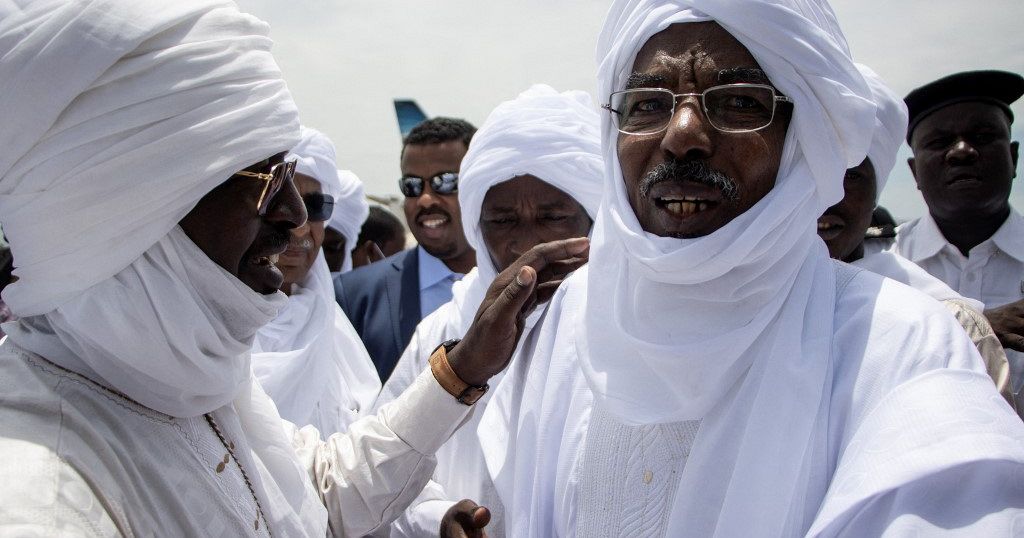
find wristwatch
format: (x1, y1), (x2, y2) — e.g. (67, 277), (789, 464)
(428, 339), (489, 405)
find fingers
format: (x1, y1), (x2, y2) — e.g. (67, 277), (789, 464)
(493, 265), (537, 317)
(472, 506), (491, 529)
(1001, 333), (1024, 352)
(440, 500), (489, 538)
(519, 237), (589, 271)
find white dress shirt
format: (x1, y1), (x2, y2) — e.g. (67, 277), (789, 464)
(895, 208), (1024, 401)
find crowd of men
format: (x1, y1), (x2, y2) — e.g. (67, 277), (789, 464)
(0, 0), (1022, 536)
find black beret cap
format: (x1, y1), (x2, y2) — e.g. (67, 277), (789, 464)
(905, 70), (1024, 143)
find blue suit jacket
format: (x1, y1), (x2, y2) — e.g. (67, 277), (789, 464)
(334, 248), (421, 382)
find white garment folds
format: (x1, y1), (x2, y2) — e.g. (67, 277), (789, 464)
(376, 84), (605, 536)
(480, 0), (1024, 536)
(0, 2), (469, 536)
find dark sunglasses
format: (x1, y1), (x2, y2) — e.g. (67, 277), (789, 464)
(304, 193), (335, 222)
(234, 159), (297, 215)
(398, 172), (459, 198)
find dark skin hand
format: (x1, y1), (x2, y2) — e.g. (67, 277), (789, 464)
(446, 236), (590, 386)
(985, 300), (1024, 352)
(440, 500), (491, 538)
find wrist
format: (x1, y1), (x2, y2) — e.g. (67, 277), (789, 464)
(429, 340), (489, 405)
(445, 344), (490, 387)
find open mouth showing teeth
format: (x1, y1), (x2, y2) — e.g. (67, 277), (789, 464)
(817, 222), (843, 231)
(252, 254), (280, 266)
(420, 217), (449, 229)
(656, 196), (715, 215)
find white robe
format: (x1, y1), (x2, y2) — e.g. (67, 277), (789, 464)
(0, 342), (470, 537)
(253, 254), (380, 436)
(482, 264), (1024, 537)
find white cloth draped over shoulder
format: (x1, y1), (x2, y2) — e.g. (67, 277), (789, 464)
(254, 128), (380, 436)
(581, 1), (872, 534)
(0, 1), (328, 535)
(0, 2), (466, 537)
(375, 84), (605, 536)
(483, 1), (1024, 537)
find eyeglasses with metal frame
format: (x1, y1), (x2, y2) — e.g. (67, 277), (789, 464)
(233, 158), (298, 216)
(603, 83), (793, 136)
(398, 172), (459, 198)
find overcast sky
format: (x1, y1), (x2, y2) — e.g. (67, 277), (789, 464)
(236, 0), (1024, 221)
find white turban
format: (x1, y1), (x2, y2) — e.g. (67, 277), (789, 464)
(330, 170), (369, 274)
(285, 126), (369, 273)
(458, 84), (604, 283)
(856, 64), (909, 192)
(578, 1), (875, 535)
(0, 0), (299, 316)
(0, 2), (326, 535)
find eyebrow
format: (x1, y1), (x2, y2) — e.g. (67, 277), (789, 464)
(625, 72), (668, 89)
(717, 67), (771, 85)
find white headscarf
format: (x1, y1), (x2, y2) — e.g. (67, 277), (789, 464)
(857, 63), (908, 193)
(0, 1), (326, 535)
(579, 0), (874, 535)
(255, 127), (380, 435)
(284, 126), (369, 274)
(450, 84), (605, 334)
(330, 169), (369, 274)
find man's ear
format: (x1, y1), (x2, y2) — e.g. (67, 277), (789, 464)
(1011, 140), (1019, 180)
(907, 157), (920, 190)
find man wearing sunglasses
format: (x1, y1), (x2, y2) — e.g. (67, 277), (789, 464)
(336, 117), (477, 382)
(252, 127), (381, 438)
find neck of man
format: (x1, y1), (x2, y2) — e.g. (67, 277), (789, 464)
(842, 242), (865, 264)
(932, 205), (1010, 257)
(442, 248), (477, 275)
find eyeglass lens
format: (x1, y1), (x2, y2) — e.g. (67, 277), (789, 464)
(612, 86), (779, 134)
(258, 160), (296, 215)
(304, 193), (335, 222)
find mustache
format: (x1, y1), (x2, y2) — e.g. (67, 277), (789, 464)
(639, 159), (739, 202)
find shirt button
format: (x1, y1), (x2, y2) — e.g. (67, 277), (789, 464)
(643, 470), (654, 484)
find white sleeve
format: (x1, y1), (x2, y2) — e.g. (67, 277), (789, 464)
(388, 480), (457, 538)
(290, 367), (473, 538)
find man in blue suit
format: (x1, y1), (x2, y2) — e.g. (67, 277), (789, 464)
(336, 118), (477, 381)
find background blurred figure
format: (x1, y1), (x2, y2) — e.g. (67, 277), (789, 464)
(895, 70), (1024, 404)
(349, 205), (407, 269)
(336, 118), (477, 382)
(818, 65), (1015, 410)
(253, 127), (381, 436)
(322, 169), (369, 276)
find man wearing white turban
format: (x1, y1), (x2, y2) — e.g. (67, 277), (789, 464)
(0, 1), (584, 536)
(479, 1), (1024, 536)
(817, 65), (1016, 412)
(376, 84), (604, 537)
(322, 168), (370, 276)
(252, 127), (381, 437)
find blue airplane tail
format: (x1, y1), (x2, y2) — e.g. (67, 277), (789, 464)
(394, 99), (428, 138)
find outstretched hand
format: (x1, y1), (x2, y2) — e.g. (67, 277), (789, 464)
(446, 237), (589, 386)
(986, 299), (1024, 351)
(439, 500), (490, 538)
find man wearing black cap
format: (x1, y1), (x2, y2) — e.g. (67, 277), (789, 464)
(895, 69), (1024, 404)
